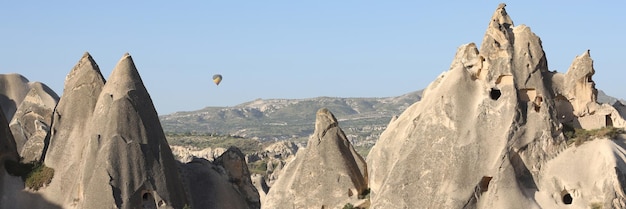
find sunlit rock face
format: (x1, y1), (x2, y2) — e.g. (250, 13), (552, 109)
(263, 108), (368, 209)
(43, 53), (189, 209)
(367, 4), (626, 209)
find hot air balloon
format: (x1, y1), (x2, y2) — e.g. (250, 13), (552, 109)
(212, 74), (222, 86)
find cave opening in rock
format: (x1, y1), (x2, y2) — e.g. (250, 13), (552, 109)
(142, 192), (157, 209)
(490, 88), (501, 100)
(533, 96), (543, 112)
(606, 114), (613, 127)
(561, 190), (573, 205)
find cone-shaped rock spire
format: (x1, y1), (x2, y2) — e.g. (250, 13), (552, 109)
(42, 53), (189, 208)
(367, 4), (565, 208)
(263, 108), (368, 209)
(76, 53), (188, 208)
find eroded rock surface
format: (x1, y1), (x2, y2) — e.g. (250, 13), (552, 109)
(0, 74), (31, 121)
(367, 4), (626, 209)
(43, 53), (189, 209)
(263, 108), (368, 209)
(9, 82), (59, 163)
(182, 147), (260, 209)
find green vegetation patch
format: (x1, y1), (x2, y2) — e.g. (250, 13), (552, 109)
(166, 132), (264, 155)
(590, 202), (603, 209)
(4, 161), (55, 190)
(248, 160), (268, 175)
(354, 144), (374, 159)
(343, 203), (355, 209)
(565, 126), (625, 146)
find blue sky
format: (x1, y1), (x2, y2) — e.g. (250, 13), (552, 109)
(1, 1), (624, 114)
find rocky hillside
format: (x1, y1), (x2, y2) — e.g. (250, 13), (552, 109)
(160, 90), (422, 145)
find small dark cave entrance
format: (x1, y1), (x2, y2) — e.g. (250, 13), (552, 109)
(142, 192), (157, 209)
(606, 114), (614, 127)
(533, 96), (543, 112)
(490, 88), (502, 100)
(561, 189), (573, 205)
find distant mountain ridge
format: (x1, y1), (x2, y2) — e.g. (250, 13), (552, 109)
(160, 90), (423, 144)
(598, 90), (626, 105)
(160, 89), (623, 143)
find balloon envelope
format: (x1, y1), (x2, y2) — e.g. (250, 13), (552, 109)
(212, 74), (222, 86)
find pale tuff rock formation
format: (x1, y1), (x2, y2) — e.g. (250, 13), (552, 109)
(551, 51), (626, 129)
(0, 74), (61, 208)
(170, 145), (227, 163)
(534, 137), (626, 208)
(1, 53), (263, 208)
(76, 53), (188, 209)
(0, 74), (31, 121)
(555, 50), (597, 117)
(76, 53), (188, 208)
(260, 141), (299, 160)
(367, 4), (626, 209)
(44, 52), (105, 170)
(181, 147), (260, 209)
(249, 141), (300, 188)
(213, 147), (261, 209)
(9, 82), (59, 163)
(42, 53), (189, 209)
(0, 73), (62, 163)
(263, 108), (368, 209)
(1, 104), (61, 209)
(251, 174), (269, 204)
(41, 52), (106, 207)
(177, 140), (301, 205)
(0, 74), (60, 163)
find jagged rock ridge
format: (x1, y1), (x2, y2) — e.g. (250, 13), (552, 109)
(367, 3), (626, 209)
